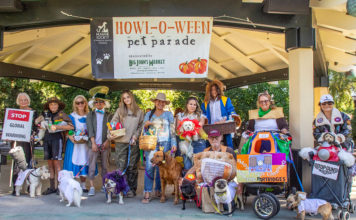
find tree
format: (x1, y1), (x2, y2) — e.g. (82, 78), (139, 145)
(329, 69), (356, 114)
(226, 81), (289, 121)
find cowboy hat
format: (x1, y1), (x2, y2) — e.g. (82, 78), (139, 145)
(150, 93), (170, 104)
(44, 97), (65, 111)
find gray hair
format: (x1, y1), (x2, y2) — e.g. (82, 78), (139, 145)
(16, 93), (31, 106)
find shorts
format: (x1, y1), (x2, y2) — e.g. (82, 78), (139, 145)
(43, 138), (63, 160)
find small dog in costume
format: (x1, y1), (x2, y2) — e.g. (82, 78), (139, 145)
(103, 170), (130, 205)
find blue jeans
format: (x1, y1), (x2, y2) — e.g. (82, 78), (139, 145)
(144, 141), (170, 193)
(183, 139), (206, 171)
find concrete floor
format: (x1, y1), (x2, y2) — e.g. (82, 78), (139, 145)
(0, 154), (356, 220)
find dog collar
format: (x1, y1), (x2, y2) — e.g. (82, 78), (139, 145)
(216, 191), (227, 197)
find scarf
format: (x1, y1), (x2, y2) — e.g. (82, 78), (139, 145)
(258, 108), (271, 118)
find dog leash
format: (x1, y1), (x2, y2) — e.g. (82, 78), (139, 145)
(289, 147), (305, 192)
(121, 143), (131, 175)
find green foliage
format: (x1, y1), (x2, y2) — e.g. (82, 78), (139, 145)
(226, 81), (289, 121)
(352, 106), (356, 142)
(329, 69), (355, 114)
(0, 77), (289, 125)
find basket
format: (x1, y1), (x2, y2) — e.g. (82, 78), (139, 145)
(139, 128), (157, 151)
(203, 121), (236, 135)
(109, 128), (126, 142)
(73, 136), (89, 144)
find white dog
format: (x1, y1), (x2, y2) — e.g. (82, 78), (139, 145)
(179, 120), (199, 161)
(9, 146), (28, 171)
(179, 120), (199, 142)
(15, 166), (50, 197)
(213, 179), (237, 217)
(58, 170), (83, 207)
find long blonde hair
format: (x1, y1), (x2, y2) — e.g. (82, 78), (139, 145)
(118, 90), (140, 118)
(72, 95), (89, 114)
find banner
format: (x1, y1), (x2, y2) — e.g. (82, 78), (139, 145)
(312, 160), (340, 180)
(236, 153), (287, 183)
(91, 17), (213, 79)
(1, 108), (34, 142)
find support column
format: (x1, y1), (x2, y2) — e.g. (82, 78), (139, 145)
(289, 48), (314, 192)
(314, 87), (328, 117)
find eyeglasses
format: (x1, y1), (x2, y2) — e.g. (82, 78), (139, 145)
(321, 101), (334, 106)
(259, 100), (270, 104)
(94, 100), (105, 104)
(75, 101), (85, 105)
(208, 136), (220, 140)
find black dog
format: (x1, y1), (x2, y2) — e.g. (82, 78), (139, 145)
(180, 174), (197, 210)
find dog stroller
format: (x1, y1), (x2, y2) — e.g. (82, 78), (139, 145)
(237, 131), (292, 219)
(310, 160), (355, 220)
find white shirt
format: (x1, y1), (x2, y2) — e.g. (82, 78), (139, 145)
(95, 110), (104, 145)
(209, 98), (223, 124)
(255, 119), (279, 132)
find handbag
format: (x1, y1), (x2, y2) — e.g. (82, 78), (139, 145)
(139, 127), (157, 151)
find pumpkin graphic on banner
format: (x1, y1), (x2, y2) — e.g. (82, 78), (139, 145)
(179, 58), (208, 74)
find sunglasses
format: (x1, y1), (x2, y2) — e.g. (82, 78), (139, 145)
(259, 100), (270, 104)
(75, 101), (85, 105)
(321, 101), (334, 106)
(94, 100), (105, 104)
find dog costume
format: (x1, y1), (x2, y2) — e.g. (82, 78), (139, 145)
(103, 170), (130, 195)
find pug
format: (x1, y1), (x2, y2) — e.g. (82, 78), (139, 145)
(213, 179), (236, 217)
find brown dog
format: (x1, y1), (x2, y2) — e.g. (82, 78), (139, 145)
(286, 191), (334, 220)
(151, 149), (182, 204)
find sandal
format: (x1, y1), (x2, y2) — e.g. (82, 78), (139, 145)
(141, 195), (151, 204)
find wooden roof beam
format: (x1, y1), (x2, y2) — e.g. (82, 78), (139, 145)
(212, 32), (266, 73)
(42, 34), (90, 72)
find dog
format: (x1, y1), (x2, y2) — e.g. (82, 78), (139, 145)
(58, 170), (83, 207)
(178, 119), (200, 161)
(213, 178), (237, 217)
(286, 191), (334, 220)
(15, 166), (50, 197)
(151, 148), (182, 204)
(179, 140), (194, 162)
(180, 174), (198, 210)
(103, 170), (130, 205)
(9, 146), (28, 171)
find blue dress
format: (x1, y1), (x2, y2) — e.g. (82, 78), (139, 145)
(63, 112), (97, 177)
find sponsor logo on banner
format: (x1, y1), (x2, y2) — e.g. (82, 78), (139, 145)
(91, 18), (114, 79)
(1, 108), (33, 142)
(91, 17), (213, 79)
(312, 160), (339, 180)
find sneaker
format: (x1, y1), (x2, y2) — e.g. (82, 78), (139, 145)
(88, 187), (95, 196)
(126, 190), (136, 198)
(100, 186), (105, 193)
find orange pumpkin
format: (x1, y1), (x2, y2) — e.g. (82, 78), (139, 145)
(190, 58), (207, 74)
(179, 62), (193, 74)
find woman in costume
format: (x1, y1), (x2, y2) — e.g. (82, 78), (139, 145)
(201, 80), (237, 149)
(63, 95), (91, 193)
(109, 90), (144, 197)
(313, 94), (353, 151)
(176, 96), (206, 171)
(141, 93), (177, 203)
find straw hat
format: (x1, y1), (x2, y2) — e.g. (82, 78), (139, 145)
(150, 93), (170, 104)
